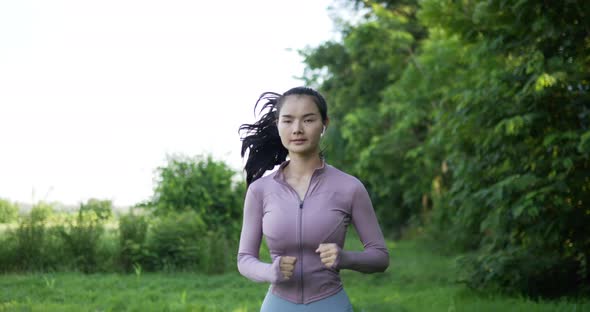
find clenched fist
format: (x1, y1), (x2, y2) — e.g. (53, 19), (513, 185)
(280, 256), (297, 279)
(315, 243), (340, 269)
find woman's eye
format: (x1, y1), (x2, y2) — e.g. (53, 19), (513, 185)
(304, 119), (314, 123)
(282, 120), (292, 124)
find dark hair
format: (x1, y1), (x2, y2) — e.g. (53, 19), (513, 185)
(239, 86), (328, 186)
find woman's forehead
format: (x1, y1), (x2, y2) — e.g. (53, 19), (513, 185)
(280, 95), (320, 116)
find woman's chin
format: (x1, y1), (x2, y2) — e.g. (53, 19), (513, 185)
(288, 146), (319, 157)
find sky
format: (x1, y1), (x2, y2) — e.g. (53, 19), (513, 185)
(0, 0), (338, 208)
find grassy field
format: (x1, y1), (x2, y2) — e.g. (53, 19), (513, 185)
(1, 235), (588, 311)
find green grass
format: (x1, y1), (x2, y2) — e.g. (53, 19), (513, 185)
(1, 233), (588, 312)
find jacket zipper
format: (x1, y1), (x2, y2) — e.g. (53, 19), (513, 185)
(298, 172), (319, 303)
(280, 171), (318, 304)
(298, 199), (304, 303)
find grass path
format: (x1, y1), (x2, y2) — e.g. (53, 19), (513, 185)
(1, 236), (588, 311)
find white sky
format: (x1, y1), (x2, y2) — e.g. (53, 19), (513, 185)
(0, 0), (337, 207)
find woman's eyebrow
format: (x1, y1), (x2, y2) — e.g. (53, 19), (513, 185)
(280, 113), (318, 118)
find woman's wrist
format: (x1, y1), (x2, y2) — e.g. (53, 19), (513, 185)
(333, 246), (344, 271)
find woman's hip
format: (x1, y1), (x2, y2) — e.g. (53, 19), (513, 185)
(260, 287), (353, 312)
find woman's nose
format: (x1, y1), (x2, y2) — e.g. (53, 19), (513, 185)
(292, 120), (303, 134)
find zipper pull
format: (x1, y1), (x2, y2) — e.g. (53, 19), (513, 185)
(299, 201), (303, 209)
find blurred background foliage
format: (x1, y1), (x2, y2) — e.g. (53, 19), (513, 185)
(0, 155), (245, 276)
(303, 0), (589, 297)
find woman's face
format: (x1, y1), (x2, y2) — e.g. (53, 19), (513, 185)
(277, 95), (326, 157)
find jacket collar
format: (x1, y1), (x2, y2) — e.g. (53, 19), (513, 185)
(273, 159), (327, 183)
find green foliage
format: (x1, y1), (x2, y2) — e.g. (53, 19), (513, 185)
(1, 237), (589, 311)
(118, 212), (150, 272)
(144, 211), (206, 271)
(0, 229), (17, 272)
(30, 201), (55, 221)
(303, 0), (590, 296)
(10, 207), (57, 272)
(418, 0), (590, 296)
(0, 200), (114, 273)
(117, 210), (240, 274)
(80, 198), (113, 221)
(302, 0), (426, 237)
(149, 154), (245, 236)
(55, 209), (106, 273)
(135, 210), (239, 274)
(0, 209), (237, 275)
(0, 198), (19, 223)
(140, 153), (246, 273)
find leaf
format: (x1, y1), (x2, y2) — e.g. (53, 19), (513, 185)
(578, 130), (590, 154)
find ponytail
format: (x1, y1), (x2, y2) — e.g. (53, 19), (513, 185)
(239, 92), (288, 186)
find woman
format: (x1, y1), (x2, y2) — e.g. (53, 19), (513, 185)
(238, 86), (389, 312)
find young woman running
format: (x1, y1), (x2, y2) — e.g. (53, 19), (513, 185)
(238, 86), (389, 311)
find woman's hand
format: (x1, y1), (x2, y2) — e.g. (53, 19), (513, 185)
(279, 256), (297, 279)
(315, 243), (340, 269)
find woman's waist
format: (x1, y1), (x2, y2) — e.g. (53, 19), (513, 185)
(270, 272), (344, 304)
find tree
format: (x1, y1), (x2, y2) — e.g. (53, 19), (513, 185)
(301, 0), (426, 237)
(303, 0), (590, 296)
(418, 0), (590, 296)
(147, 154), (245, 234)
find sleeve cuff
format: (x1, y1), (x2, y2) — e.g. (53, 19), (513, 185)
(333, 246), (344, 271)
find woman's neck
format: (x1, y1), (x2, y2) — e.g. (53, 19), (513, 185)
(285, 153), (323, 179)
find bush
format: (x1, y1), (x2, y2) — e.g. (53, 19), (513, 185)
(0, 208), (239, 274)
(1, 202), (68, 272)
(0, 232), (17, 272)
(0, 198), (19, 223)
(118, 212), (150, 272)
(12, 208), (51, 271)
(144, 211), (207, 272)
(55, 209), (105, 273)
(199, 230), (239, 274)
(458, 245), (588, 298)
(148, 154), (245, 236)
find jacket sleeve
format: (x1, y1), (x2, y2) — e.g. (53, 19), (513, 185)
(335, 181), (390, 273)
(237, 186), (285, 283)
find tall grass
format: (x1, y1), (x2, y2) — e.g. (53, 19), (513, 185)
(0, 235), (587, 311)
(0, 209), (240, 275)
(55, 210), (106, 273)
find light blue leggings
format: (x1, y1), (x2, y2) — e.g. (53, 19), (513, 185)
(260, 288), (353, 312)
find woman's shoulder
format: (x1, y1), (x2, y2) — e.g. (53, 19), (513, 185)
(246, 170), (281, 195)
(325, 164), (365, 190)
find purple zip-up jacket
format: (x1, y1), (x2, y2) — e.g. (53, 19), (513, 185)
(237, 160), (389, 304)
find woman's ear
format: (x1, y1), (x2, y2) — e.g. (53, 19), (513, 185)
(322, 118), (330, 135)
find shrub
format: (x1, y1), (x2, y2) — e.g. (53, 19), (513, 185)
(0, 198), (19, 223)
(12, 208), (50, 271)
(148, 154), (244, 236)
(0, 233), (17, 272)
(145, 211), (207, 272)
(458, 245), (588, 298)
(199, 230), (239, 274)
(118, 212), (150, 272)
(55, 209), (105, 273)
